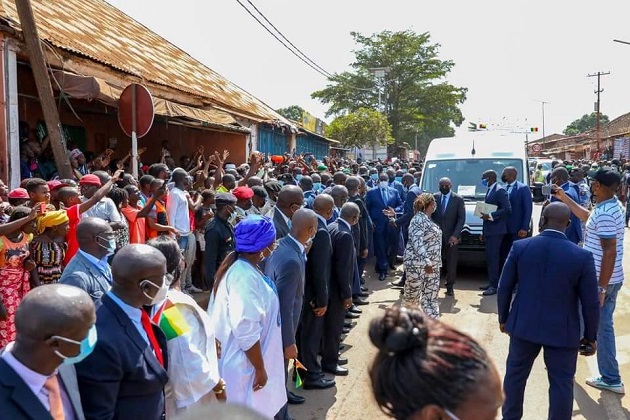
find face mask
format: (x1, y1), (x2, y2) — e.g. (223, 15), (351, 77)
(278, 180), (284, 186)
(379, 181), (389, 189)
(481, 179), (489, 187)
(439, 187), (450, 195)
(52, 324), (98, 365)
(295, 174), (303, 182)
(141, 278), (169, 305)
(370, 174), (378, 181)
(394, 176), (402, 183)
(501, 175), (508, 183)
(96, 235), (116, 256)
(313, 182), (322, 191)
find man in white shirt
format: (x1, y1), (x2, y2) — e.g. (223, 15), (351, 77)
(0, 284), (95, 419)
(167, 169), (200, 293)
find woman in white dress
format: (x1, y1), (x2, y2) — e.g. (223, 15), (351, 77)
(402, 193), (443, 318)
(208, 215), (286, 419)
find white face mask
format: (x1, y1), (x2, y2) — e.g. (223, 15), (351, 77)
(379, 181), (389, 189)
(141, 278), (168, 305)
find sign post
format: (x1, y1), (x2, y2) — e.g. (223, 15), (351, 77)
(118, 84), (154, 179)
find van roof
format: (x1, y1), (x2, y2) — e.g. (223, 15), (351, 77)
(425, 132), (528, 161)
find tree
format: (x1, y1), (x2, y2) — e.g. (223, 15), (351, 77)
(325, 107), (393, 148)
(563, 112), (609, 136)
(312, 30), (466, 153)
(276, 105), (305, 122)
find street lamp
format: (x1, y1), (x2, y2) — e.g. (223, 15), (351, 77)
(613, 39), (630, 46)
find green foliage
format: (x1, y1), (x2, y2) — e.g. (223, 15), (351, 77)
(563, 112), (609, 136)
(312, 30), (466, 153)
(325, 108), (393, 148)
(276, 105), (305, 122)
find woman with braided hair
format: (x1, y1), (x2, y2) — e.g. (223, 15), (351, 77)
(368, 306), (503, 419)
(403, 193), (442, 317)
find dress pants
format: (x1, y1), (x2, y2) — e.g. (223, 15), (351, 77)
(500, 233), (519, 268)
(502, 336), (577, 420)
(484, 234), (503, 288)
(352, 259), (361, 296)
(298, 303), (325, 381)
(373, 228), (389, 274)
(321, 297), (345, 369)
(441, 241), (459, 288)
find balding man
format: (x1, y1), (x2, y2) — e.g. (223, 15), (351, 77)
(299, 176), (316, 209)
(76, 244), (169, 420)
(499, 202), (599, 420)
(272, 185), (304, 239)
(323, 203), (360, 376)
(328, 185), (348, 224)
(265, 209), (319, 413)
(0, 284), (94, 419)
(60, 217), (115, 301)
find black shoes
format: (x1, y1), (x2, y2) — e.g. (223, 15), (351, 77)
(445, 288), (454, 296)
(358, 291), (369, 298)
(349, 304), (362, 314)
(479, 284), (491, 291)
(378, 272), (387, 281)
(287, 391), (305, 404)
(338, 356), (348, 365)
(389, 279), (405, 288)
(345, 311), (360, 319)
(302, 377), (336, 390)
(342, 327), (351, 334)
(360, 285), (368, 292)
(343, 320), (355, 329)
(323, 365), (349, 376)
(353, 298), (369, 306)
(482, 287), (497, 296)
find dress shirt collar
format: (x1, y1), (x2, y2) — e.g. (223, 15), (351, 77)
(288, 234), (305, 254)
(277, 207), (291, 226)
(78, 249), (110, 271)
(338, 218), (351, 230)
(1, 342), (52, 397)
(541, 228), (566, 236)
(316, 214), (327, 226)
(107, 290), (142, 324)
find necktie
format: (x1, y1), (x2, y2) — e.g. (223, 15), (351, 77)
(507, 184), (513, 195)
(381, 188), (388, 204)
(140, 310), (164, 367)
(44, 375), (65, 420)
(441, 195), (447, 214)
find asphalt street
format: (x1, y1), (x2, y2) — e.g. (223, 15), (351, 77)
(289, 206), (630, 420)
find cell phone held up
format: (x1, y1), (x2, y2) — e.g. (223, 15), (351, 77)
(541, 185), (558, 196)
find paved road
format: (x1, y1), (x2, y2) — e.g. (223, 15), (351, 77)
(289, 209), (630, 420)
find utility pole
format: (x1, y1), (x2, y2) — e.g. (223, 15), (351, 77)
(587, 71), (610, 155)
(15, 0), (72, 179)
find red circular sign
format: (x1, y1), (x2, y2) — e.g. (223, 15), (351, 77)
(532, 144), (542, 153)
(118, 84), (155, 138)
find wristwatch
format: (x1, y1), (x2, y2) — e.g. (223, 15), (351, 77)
(598, 286), (606, 295)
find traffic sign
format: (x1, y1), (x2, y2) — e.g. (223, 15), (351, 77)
(532, 144), (542, 153)
(118, 84), (155, 178)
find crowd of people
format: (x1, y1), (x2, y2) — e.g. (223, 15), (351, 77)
(0, 138), (626, 419)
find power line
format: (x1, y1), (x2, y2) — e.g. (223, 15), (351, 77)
(234, 0), (331, 78)
(243, 0), (334, 78)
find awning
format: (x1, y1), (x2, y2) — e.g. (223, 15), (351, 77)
(51, 70), (249, 133)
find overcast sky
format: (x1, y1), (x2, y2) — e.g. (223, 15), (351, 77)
(107, 0), (630, 139)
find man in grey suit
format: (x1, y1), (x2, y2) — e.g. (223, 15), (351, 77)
(265, 208), (318, 418)
(272, 185), (305, 239)
(432, 177), (466, 296)
(60, 218), (114, 301)
(0, 284), (94, 420)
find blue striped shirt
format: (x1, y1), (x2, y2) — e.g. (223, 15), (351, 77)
(582, 197), (625, 285)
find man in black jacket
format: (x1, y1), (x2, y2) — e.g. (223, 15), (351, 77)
(346, 177), (370, 306)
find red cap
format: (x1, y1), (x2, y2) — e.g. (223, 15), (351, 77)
(78, 174), (102, 186)
(7, 188), (29, 199)
(46, 180), (67, 191)
(232, 186), (254, 200)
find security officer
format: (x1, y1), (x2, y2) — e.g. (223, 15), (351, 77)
(204, 192), (237, 290)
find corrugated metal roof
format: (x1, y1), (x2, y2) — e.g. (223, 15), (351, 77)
(0, 0), (292, 125)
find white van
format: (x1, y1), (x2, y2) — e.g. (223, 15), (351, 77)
(419, 131), (530, 264)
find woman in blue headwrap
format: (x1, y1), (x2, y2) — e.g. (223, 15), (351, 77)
(207, 215), (286, 419)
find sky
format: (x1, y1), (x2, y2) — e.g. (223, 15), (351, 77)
(106, 0), (630, 140)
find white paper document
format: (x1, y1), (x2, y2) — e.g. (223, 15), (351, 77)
(474, 202), (498, 217)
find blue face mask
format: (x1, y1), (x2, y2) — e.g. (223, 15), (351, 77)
(52, 324), (98, 365)
(370, 174), (378, 181)
(312, 182), (322, 191)
(278, 180), (284, 186)
(395, 176), (402, 183)
(295, 174), (303, 182)
(481, 179), (489, 187)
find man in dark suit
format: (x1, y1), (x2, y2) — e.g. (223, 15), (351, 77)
(549, 166), (582, 244)
(365, 173), (402, 280)
(272, 185), (304, 239)
(432, 177), (466, 296)
(498, 202), (599, 420)
(265, 209), (319, 412)
(479, 169), (512, 296)
(346, 178), (369, 306)
(500, 167), (533, 266)
(299, 195), (336, 389)
(76, 244), (169, 420)
(0, 284), (91, 420)
(323, 203), (359, 376)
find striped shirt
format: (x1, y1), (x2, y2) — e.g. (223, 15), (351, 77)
(583, 197), (625, 285)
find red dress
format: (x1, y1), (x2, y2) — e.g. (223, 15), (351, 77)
(0, 234), (31, 349)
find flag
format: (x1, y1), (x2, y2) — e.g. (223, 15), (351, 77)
(293, 359), (307, 388)
(159, 302), (191, 340)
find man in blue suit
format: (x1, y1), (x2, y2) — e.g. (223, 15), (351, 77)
(550, 166), (582, 244)
(365, 173), (402, 281)
(479, 169), (511, 296)
(500, 167), (533, 266)
(76, 245), (169, 420)
(386, 168), (405, 201)
(498, 202), (599, 420)
(265, 209), (319, 413)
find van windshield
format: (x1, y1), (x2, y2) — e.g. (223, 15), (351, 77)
(421, 159), (524, 200)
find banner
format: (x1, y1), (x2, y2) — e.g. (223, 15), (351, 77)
(613, 136), (630, 159)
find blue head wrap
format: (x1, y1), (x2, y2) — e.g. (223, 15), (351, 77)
(234, 215), (276, 253)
